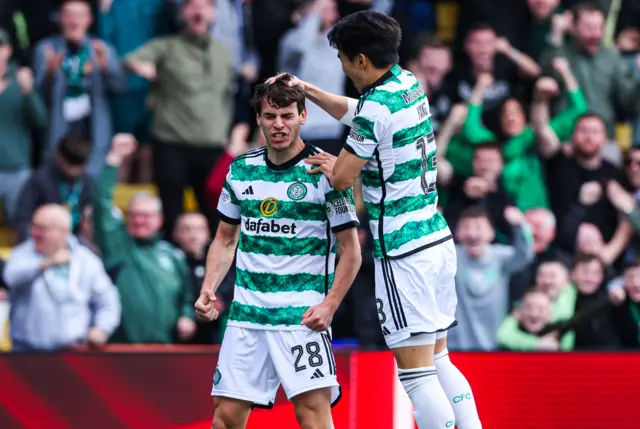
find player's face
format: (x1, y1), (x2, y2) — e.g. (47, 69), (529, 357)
(572, 116), (606, 159)
(574, 11), (604, 55)
(257, 100), (306, 152)
(337, 50), (365, 93)
(571, 260), (604, 295)
(500, 99), (526, 137)
(624, 266), (640, 302)
(535, 263), (568, 300)
(520, 293), (551, 334)
(456, 216), (494, 257)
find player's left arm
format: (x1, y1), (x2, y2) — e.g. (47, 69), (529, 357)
(302, 183), (362, 332)
(308, 100), (386, 191)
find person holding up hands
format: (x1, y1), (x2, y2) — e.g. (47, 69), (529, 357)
(93, 134), (197, 345)
(33, 0), (126, 179)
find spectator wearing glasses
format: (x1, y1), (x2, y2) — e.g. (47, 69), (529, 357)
(93, 134), (197, 344)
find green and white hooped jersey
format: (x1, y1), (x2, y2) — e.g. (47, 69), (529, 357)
(345, 64), (452, 260)
(217, 145), (359, 330)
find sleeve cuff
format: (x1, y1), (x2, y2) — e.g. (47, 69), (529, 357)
(217, 211), (241, 225)
(339, 98), (359, 127)
(331, 220), (360, 233)
(344, 143), (371, 160)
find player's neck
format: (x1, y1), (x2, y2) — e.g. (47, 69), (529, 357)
(359, 65), (395, 92)
(267, 139), (306, 167)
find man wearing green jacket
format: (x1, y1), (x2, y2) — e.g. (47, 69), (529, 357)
(93, 134), (196, 344)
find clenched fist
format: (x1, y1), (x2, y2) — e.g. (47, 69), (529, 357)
(16, 67), (34, 94)
(107, 133), (138, 166)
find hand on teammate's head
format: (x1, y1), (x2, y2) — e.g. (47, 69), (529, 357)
(265, 72), (303, 88)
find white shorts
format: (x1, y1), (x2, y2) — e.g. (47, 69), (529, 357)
(374, 239), (458, 348)
(211, 326), (341, 408)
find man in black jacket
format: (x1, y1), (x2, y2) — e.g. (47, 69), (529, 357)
(14, 132), (93, 242)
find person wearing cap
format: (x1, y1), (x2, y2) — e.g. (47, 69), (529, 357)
(0, 27), (47, 231)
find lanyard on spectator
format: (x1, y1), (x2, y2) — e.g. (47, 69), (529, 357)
(59, 180), (83, 230)
(628, 300), (640, 343)
(62, 44), (91, 98)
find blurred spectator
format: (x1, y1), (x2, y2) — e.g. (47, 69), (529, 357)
(77, 205), (98, 253)
(534, 97), (631, 265)
(498, 258), (577, 351)
(4, 204), (120, 351)
(444, 22), (541, 134)
(606, 177), (640, 263)
(125, 0), (234, 239)
(406, 36), (453, 134)
(278, 0), (345, 155)
(447, 206), (534, 351)
(14, 132), (94, 243)
(0, 29), (47, 228)
(442, 143), (515, 243)
(449, 59), (587, 211)
(498, 289), (573, 351)
(541, 2), (640, 158)
(98, 0), (174, 183)
(251, 0), (298, 81)
(33, 0), (126, 179)
(173, 211), (232, 344)
(510, 208), (572, 304)
(93, 134), (196, 344)
(570, 253), (620, 349)
(524, 0), (563, 62)
(610, 261), (640, 348)
(0, 1), (24, 64)
(205, 123), (250, 212)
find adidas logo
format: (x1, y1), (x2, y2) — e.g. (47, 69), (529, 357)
(382, 327), (391, 336)
(310, 369), (325, 379)
(242, 186), (254, 195)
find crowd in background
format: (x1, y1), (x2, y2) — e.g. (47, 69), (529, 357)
(0, 0), (639, 352)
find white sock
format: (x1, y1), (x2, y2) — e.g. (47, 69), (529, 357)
(434, 349), (482, 429)
(398, 366), (455, 429)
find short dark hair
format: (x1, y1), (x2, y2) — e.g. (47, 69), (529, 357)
(572, 253), (604, 270)
(61, 0), (91, 8)
(57, 133), (91, 166)
(474, 142), (502, 153)
(251, 74), (306, 115)
(327, 10), (401, 68)
(573, 112), (605, 132)
(572, 2), (604, 21)
(459, 205), (490, 222)
(466, 22), (495, 39)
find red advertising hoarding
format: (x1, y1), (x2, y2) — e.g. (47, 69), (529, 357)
(0, 349), (638, 429)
